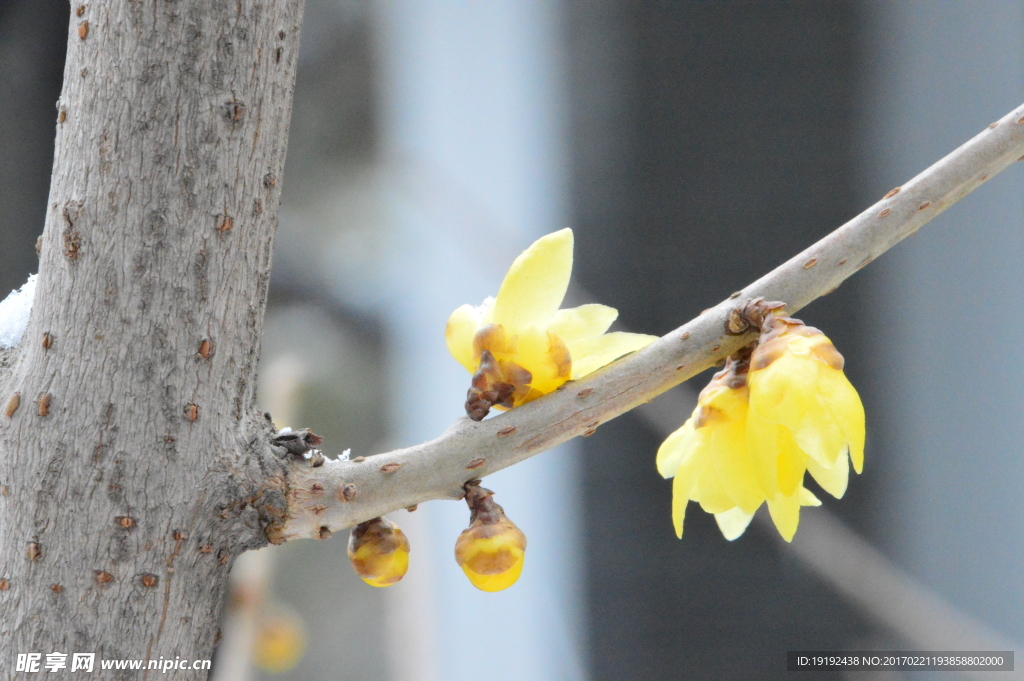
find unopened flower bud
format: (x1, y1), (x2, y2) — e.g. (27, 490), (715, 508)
(454, 484), (527, 592)
(253, 606), (306, 673)
(348, 517), (410, 587)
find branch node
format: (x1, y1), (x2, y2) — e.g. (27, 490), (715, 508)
(270, 428), (323, 460)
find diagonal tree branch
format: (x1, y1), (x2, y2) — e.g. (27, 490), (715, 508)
(269, 100), (1024, 543)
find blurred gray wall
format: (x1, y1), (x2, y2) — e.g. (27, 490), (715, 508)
(0, 0), (66, 295)
(566, 2), (875, 679)
(860, 0), (1024, 658)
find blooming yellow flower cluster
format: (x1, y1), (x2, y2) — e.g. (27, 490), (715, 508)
(446, 228), (656, 419)
(657, 311), (864, 542)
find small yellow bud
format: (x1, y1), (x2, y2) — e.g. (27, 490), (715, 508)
(253, 607), (306, 674)
(347, 517), (410, 587)
(454, 484), (527, 592)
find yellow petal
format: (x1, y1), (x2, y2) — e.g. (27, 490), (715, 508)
(799, 487), (822, 506)
(745, 405), (780, 497)
(714, 507), (756, 541)
(463, 555), (525, 592)
(492, 229), (573, 331)
(694, 462), (735, 515)
(671, 433), (710, 537)
(446, 303), (486, 372)
(748, 403), (807, 498)
(793, 409), (847, 468)
(806, 450), (850, 499)
(360, 547), (410, 587)
(817, 367), (866, 473)
(766, 491), (801, 542)
(776, 433), (806, 497)
(656, 418), (696, 479)
(549, 303), (618, 344)
(671, 476), (689, 539)
(750, 354), (845, 468)
(568, 331), (657, 379)
(749, 353), (820, 422)
(707, 417), (763, 514)
(512, 325), (577, 395)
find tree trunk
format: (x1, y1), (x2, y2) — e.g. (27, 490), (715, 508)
(0, 1), (303, 676)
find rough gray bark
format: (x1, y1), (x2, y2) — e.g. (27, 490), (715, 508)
(0, 1), (303, 676)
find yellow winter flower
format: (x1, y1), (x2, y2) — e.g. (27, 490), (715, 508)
(253, 607), (307, 673)
(657, 351), (825, 541)
(745, 315), (864, 483)
(657, 309), (864, 543)
(745, 313), (865, 539)
(446, 228), (657, 419)
(454, 484), (527, 592)
(347, 517), (410, 587)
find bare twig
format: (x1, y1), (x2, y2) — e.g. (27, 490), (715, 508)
(270, 101), (1024, 543)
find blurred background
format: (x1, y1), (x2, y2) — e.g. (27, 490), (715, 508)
(1, 1), (1021, 679)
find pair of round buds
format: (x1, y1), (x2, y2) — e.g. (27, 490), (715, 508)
(346, 484), (528, 593)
